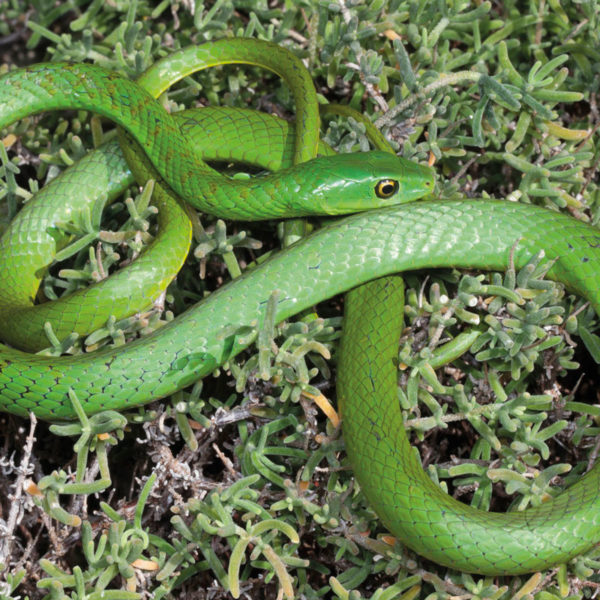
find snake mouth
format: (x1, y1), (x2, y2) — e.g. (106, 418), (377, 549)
(398, 161), (435, 200)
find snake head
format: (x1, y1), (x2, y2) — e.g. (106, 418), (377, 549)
(300, 150), (435, 215)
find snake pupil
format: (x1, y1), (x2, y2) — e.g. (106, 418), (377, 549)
(375, 179), (399, 198)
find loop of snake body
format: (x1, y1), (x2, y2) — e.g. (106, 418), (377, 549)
(0, 38), (599, 575)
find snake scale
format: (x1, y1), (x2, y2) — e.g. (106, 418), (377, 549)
(0, 38), (599, 576)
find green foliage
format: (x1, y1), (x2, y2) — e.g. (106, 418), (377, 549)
(37, 475), (156, 599)
(1, 1), (600, 599)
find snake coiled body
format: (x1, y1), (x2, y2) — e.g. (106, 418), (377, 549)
(1, 38), (599, 576)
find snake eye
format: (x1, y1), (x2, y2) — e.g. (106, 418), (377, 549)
(375, 179), (399, 199)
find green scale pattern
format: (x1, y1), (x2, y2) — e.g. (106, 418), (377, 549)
(1, 38), (600, 575)
(0, 39), (429, 350)
(340, 276), (600, 574)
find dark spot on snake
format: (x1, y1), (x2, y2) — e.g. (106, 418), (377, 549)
(582, 257), (590, 262)
(567, 243), (574, 250)
(368, 374), (376, 391)
(581, 235), (600, 248)
(367, 417), (381, 441)
(259, 294), (291, 307)
(367, 366), (376, 392)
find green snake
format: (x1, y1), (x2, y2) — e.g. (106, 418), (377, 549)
(0, 38), (599, 576)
